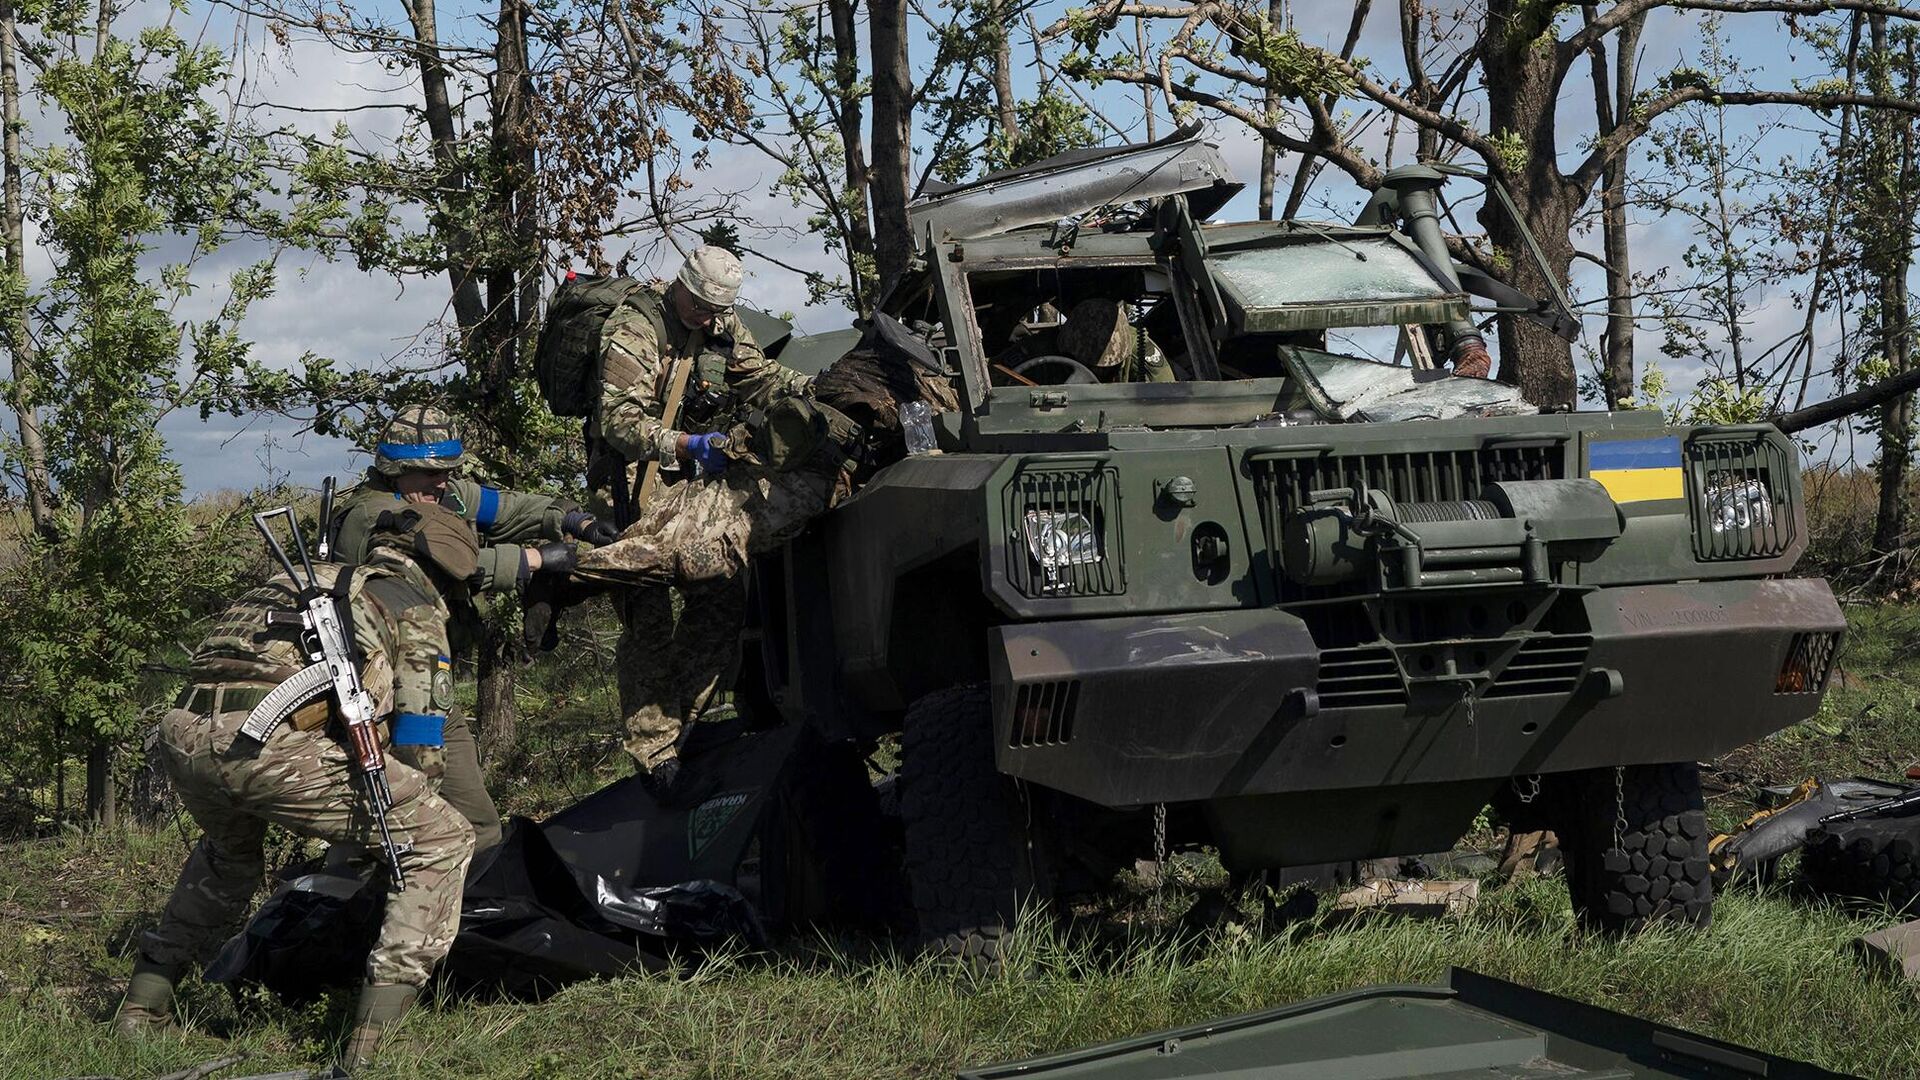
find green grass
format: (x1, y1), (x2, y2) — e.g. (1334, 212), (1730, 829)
(5, 859), (1918, 1079)
(9, 603), (1920, 1079)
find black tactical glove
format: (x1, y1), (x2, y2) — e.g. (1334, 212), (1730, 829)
(533, 541), (578, 576)
(562, 509), (619, 547)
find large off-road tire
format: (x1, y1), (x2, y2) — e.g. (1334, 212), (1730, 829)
(1801, 818), (1920, 915)
(899, 684), (1035, 966)
(1548, 762), (1713, 933)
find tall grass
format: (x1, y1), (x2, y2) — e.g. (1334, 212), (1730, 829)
(4, 824), (1918, 1079)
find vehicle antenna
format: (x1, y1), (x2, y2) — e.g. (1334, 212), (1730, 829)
(1290, 218), (1369, 262)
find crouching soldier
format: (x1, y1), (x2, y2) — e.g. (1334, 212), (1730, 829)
(114, 503), (480, 1076)
(330, 403), (613, 852)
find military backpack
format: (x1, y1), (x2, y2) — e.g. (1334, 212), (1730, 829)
(533, 274), (668, 418)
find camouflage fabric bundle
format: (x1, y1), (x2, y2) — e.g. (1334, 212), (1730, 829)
(810, 313), (960, 466)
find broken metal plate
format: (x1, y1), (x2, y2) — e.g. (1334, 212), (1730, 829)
(958, 968), (1853, 1079)
(907, 121), (1240, 242)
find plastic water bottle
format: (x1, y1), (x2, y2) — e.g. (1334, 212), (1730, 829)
(901, 400), (937, 456)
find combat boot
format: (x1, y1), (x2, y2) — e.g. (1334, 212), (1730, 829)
(112, 955), (183, 1037)
(333, 982), (419, 1076)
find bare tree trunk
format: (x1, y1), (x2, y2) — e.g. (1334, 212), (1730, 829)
(0, 0), (55, 541)
(869, 0), (913, 295)
(828, 0), (875, 310)
(400, 0), (486, 337)
(484, 0), (532, 393)
(1479, 0), (1579, 406)
(991, 5), (1017, 149)
(1585, 8), (1643, 409)
(1136, 17), (1155, 140)
(1485, 196), (1580, 407)
(86, 738), (114, 829)
(473, 0), (535, 753)
(1257, 0), (1282, 219)
(1870, 13), (1916, 553)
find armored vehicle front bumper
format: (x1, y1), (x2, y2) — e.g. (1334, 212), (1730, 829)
(990, 577), (1842, 809)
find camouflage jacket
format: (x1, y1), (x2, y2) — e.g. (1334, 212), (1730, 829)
(331, 471), (570, 596)
(189, 551), (453, 754)
(591, 286), (812, 465)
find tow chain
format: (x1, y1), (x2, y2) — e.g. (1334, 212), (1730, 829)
(1150, 802), (1169, 915)
(1511, 774), (1541, 805)
(1612, 765), (1629, 852)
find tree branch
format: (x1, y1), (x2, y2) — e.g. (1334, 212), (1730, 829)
(1573, 87), (1920, 194)
(1566, 0), (1919, 65)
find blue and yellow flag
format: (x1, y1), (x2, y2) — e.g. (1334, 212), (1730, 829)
(1588, 436), (1683, 502)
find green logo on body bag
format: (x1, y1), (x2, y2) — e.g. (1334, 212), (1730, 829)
(687, 790), (754, 858)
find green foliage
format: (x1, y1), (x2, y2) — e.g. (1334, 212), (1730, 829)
(1608, 358), (1669, 411)
(1677, 377), (1769, 425)
(1235, 22), (1354, 102)
(0, 2), (286, 802)
(1490, 130), (1530, 174)
(697, 221), (744, 254)
(985, 90), (1098, 173)
(1634, 18), (1782, 401)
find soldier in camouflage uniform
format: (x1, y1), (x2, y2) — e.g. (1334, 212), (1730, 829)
(115, 503), (480, 1075)
(330, 405), (614, 852)
(573, 246), (858, 803)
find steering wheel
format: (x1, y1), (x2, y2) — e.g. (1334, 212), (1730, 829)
(1013, 354), (1100, 386)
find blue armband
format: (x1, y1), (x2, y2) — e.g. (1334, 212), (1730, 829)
(390, 712), (446, 747)
(475, 486), (501, 530)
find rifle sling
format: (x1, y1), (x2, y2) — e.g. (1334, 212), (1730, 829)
(632, 326), (704, 516)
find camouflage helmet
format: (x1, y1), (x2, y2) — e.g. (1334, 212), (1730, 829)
(366, 502), (480, 588)
(373, 404), (463, 476)
(676, 245), (744, 310)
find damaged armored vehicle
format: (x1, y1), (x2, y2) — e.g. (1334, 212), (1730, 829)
(729, 124), (1845, 961)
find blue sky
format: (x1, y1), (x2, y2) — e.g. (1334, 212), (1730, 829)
(3, 0), (1903, 497)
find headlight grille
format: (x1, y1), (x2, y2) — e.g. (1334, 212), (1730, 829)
(1775, 631), (1839, 695)
(1003, 464), (1125, 598)
(1687, 434), (1796, 561)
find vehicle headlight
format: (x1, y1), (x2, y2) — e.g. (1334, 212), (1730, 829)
(1704, 477), (1774, 533)
(1024, 510), (1103, 586)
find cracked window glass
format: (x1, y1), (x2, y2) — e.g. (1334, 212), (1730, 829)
(1212, 238), (1467, 334)
(1214, 239), (1450, 305)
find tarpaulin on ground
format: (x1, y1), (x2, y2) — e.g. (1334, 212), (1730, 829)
(205, 719), (896, 1001)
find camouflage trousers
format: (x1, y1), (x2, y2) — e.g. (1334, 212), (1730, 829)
(585, 465), (834, 768)
(578, 465), (836, 587)
(141, 704), (474, 989)
(615, 576), (747, 768)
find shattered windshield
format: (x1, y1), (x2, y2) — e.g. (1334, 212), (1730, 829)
(944, 230), (1523, 425)
(1282, 347), (1529, 422)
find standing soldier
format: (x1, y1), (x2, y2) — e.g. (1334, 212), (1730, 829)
(114, 504), (479, 1075)
(330, 404), (615, 851)
(572, 245), (863, 804)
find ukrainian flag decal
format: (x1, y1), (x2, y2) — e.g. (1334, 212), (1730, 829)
(1588, 435), (1684, 502)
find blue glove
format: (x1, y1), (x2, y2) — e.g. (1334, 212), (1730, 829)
(684, 433), (730, 475)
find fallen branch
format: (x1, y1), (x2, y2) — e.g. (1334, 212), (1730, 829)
(155, 1055), (248, 1080)
(0, 907), (139, 923)
(1773, 366), (1920, 435)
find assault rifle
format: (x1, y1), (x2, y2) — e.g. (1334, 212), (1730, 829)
(249, 502), (408, 891)
(1820, 786), (1920, 827)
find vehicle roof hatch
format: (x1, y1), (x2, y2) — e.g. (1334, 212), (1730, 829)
(907, 121), (1242, 243)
